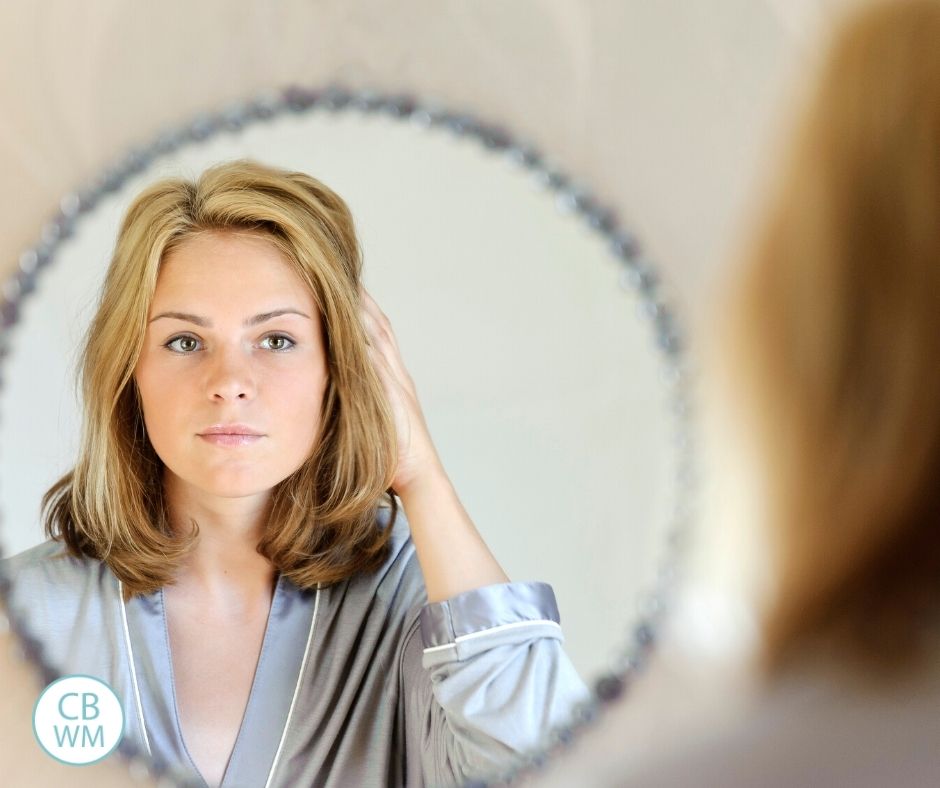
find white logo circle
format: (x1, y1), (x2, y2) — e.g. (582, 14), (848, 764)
(33, 674), (125, 765)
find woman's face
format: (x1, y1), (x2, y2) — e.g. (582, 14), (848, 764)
(133, 230), (329, 501)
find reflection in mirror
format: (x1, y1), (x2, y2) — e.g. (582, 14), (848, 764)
(0, 91), (687, 786)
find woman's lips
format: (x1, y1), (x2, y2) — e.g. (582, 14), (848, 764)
(198, 434), (264, 447)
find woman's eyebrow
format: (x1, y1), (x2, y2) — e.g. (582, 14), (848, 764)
(148, 308), (311, 328)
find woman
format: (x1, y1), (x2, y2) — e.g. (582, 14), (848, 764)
(531, 0), (940, 785)
(0, 159), (588, 787)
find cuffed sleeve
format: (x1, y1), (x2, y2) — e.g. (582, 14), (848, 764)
(400, 581), (591, 787)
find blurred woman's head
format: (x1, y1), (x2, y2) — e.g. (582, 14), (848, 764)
(43, 159), (399, 599)
(715, 0), (940, 677)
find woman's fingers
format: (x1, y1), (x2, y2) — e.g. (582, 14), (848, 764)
(359, 286), (413, 389)
(360, 284), (401, 352)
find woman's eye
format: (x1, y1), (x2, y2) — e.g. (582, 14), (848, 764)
(260, 334), (296, 352)
(164, 335), (200, 353)
(162, 334), (296, 353)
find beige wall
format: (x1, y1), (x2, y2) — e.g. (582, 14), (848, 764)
(1, 0), (858, 335)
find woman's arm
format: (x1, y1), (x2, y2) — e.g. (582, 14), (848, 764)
(359, 284), (509, 603)
(397, 461), (508, 604)
(397, 573), (591, 785)
(360, 286), (591, 781)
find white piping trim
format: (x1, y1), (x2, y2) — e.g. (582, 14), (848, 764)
(264, 583), (321, 788)
(422, 618), (562, 655)
(118, 578), (153, 757)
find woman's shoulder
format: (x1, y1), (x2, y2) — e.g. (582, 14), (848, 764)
(1, 539), (123, 677)
(1, 538), (112, 615)
(2, 538), (101, 581)
(378, 501), (413, 555)
(378, 501), (419, 576)
(344, 502), (425, 613)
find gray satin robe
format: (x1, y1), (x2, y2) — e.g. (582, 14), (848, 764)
(1, 505), (589, 787)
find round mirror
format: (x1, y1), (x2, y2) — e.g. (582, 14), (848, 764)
(0, 86), (690, 784)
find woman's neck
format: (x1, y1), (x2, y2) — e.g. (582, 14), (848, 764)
(164, 472), (278, 604)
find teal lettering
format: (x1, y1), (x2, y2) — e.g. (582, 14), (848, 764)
(82, 725), (105, 748)
(81, 693), (100, 720)
(53, 724), (80, 747)
(53, 724), (106, 749)
(58, 692), (79, 720)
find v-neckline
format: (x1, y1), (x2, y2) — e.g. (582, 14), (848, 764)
(121, 571), (321, 788)
(160, 573), (285, 787)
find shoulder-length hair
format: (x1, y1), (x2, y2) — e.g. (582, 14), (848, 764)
(43, 158), (399, 600)
(717, 0), (940, 677)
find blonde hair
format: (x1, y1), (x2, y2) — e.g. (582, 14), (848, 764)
(718, 0), (940, 676)
(43, 158), (399, 600)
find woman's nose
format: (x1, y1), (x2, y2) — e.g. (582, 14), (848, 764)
(205, 344), (258, 401)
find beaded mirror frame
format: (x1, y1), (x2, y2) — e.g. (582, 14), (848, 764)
(0, 84), (694, 786)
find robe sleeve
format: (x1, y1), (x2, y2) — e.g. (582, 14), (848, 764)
(398, 580), (591, 787)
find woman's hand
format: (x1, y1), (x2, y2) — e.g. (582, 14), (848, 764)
(359, 283), (442, 497)
(358, 283), (509, 600)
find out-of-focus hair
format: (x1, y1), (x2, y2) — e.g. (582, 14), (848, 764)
(42, 158), (399, 600)
(717, 0), (940, 676)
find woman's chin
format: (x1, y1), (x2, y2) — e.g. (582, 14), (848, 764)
(165, 457), (302, 499)
(190, 474), (277, 500)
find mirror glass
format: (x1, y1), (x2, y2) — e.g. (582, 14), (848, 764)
(0, 95), (684, 781)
